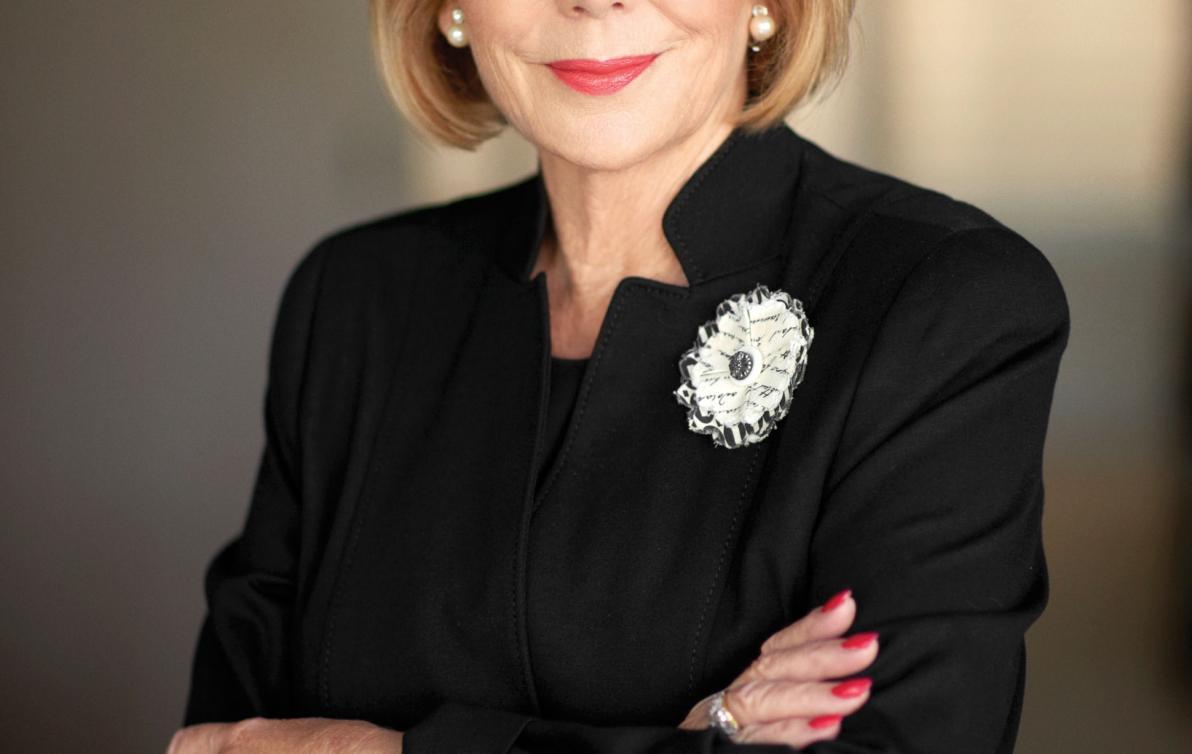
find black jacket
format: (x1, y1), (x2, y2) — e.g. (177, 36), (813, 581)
(183, 122), (1071, 753)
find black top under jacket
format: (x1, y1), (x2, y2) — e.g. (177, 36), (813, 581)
(539, 357), (588, 491)
(182, 122), (1071, 753)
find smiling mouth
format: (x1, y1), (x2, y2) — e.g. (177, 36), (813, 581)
(545, 53), (661, 96)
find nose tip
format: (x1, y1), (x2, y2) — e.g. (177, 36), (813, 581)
(567, 1), (625, 18)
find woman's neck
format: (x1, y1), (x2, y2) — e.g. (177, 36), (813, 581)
(533, 120), (736, 297)
(530, 119), (736, 359)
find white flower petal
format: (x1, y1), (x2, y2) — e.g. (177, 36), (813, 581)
(704, 330), (742, 359)
(716, 311), (751, 349)
(689, 350), (729, 388)
(748, 299), (786, 349)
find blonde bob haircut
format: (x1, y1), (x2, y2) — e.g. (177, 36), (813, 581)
(371, 1), (857, 150)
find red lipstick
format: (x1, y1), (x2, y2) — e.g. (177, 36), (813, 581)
(546, 54), (660, 95)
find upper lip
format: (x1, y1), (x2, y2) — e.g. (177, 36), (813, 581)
(546, 54), (660, 73)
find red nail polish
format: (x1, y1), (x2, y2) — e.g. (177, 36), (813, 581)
(820, 589), (852, 612)
(841, 631), (879, 649)
(830, 677), (872, 698)
(808, 714), (843, 729)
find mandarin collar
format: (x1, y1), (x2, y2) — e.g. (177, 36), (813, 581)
(493, 123), (806, 289)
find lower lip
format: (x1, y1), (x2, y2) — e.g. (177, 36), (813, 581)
(546, 54), (660, 96)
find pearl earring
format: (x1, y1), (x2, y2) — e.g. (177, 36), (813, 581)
(445, 7), (468, 48)
(748, 5), (777, 52)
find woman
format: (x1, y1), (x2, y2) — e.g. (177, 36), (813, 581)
(172, 1), (1070, 752)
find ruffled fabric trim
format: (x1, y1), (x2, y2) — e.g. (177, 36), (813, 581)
(673, 283), (814, 449)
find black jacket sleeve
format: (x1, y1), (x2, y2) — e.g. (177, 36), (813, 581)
(403, 700), (796, 753)
(401, 226), (1070, 754)
(182, 241), (330, 725)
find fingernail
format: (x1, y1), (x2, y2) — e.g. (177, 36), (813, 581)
(820, 588), (852, 612)
(830, 677), (872, 698)
(841, 631), (879, 649)
(808, 714), (843, 729)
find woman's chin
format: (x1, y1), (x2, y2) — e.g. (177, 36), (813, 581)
(527, 112), (687, 172)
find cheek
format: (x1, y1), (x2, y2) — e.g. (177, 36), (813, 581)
(458, 6), (529, 114)
(671, 31), (745, 108)
(660, 7), (749, 97)
(469, 45), (551, 130)
(461, 18), (554, 127)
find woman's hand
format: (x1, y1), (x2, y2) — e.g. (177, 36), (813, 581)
(166, 717), (404, 754)
(679, 589), (878, 749)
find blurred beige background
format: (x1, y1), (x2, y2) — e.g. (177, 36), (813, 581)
(2, 1), (1189, 751)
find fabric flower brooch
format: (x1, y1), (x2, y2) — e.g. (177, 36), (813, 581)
(673, 283), (814, 449)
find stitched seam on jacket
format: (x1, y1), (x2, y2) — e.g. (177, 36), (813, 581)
(686, 446), (764, 694)
(804, 185), (924, 311)
(514, 275), (552, 712)
(665, 131), (746, 283)
(530, 281), (630, 515)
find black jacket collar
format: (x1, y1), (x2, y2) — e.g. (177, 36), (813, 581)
(493, 123), (806, 289)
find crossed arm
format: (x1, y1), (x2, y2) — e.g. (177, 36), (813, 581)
(171, 592), (879, 753)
